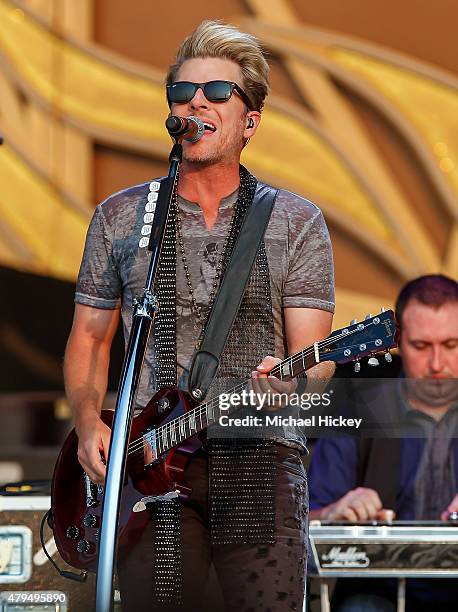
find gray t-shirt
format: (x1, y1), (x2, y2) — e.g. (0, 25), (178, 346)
(75, 180), (335, 445)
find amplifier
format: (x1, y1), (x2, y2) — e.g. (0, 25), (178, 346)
(0, 496), (96, 611)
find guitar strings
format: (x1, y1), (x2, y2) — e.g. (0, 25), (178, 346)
(126, 337), (321, 458)
(149, 320), (391, 452)
(125, 321), (382, 459)
(126, 324), (372, 460)
(125, 319), (390, 460)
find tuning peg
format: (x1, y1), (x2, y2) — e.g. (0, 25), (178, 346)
(350, 319), (357, 325)
(380, 306), (386, 313)
(385, 350), (393, 363)
(354, 360), (361, 373)
(368, 357), (380, 367)
(365, 313), (373, 320)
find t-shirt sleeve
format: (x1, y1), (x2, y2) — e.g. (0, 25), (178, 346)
(308, 437), (359, 510)
(283, 205), (335, 313)
(75, 205), (122, 309)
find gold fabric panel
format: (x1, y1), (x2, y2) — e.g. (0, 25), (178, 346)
(1, 0), (456, 285)
(331, 48), (458, 198)
(0, 0), (169, 146)
(0, 143), (88, 280)
(0, 0), (394, 279)
(242, 105), (391, 241)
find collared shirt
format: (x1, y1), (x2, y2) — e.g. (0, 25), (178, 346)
(309, 386), (458, 519)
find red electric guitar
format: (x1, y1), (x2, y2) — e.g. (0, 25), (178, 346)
(51, 311), (397, 571)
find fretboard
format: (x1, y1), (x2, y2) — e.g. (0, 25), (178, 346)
(135, 310), (397, 461)
(152, 343), (320, 456)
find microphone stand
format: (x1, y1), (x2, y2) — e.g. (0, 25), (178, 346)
(95, 138), (182, 612)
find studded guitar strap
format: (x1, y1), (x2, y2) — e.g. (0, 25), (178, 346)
(187, 180), (278, 401)
(187, 170), (279, 546)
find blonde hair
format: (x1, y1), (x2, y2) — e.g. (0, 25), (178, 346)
(166, 20), (269, 112)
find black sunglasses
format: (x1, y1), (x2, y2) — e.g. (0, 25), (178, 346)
(167, 80), (254, 110)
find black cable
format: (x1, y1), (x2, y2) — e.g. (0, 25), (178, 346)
(39, 509), (87, 583)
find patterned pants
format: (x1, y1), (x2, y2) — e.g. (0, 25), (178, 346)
(117, 445), (308, 612)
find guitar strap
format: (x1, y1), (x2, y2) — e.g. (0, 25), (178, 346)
(358, 438), (401, 510)
(187, 173), (279, 547)
(355, 382), (402, 510)
(184, 167), (278, 545)
(187, 181), (278, 400)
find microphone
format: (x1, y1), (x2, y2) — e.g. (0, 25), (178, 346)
(165, 116), (205, 143)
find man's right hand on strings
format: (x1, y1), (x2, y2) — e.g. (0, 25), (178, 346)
(75, 412), (111, 484)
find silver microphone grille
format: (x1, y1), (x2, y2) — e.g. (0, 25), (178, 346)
(184, 116), (205, 143)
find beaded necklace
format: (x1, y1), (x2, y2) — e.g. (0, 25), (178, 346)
(174, 165), (256, 342)
(175, 192), (238, 327)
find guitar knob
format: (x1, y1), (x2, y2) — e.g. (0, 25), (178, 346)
(365, 313), (373, 320)
(380, 306), (386, 313)
(66, 526), (79, 539)
(368, 357), (379, 367)
(385, 351), (393, 363)
(76, 539), (91, 554)
(83, 514), (97, 528)
(354, 361), (361, 373)
(350, 319), (357, 325)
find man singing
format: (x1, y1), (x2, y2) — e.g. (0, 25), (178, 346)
(65, 20), (335, 611)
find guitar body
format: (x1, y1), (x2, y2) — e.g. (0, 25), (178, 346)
(51, 388), (199, 572)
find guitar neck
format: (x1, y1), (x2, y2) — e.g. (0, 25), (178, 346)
(143, 310), (397, 459)
(153, 344), (320, 456)
(270, 346), (319, 380)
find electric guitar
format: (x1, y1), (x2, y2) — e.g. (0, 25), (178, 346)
(51, 310), (397, 571)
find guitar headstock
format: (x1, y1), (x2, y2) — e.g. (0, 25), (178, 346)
(320, 310), (398, 367)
